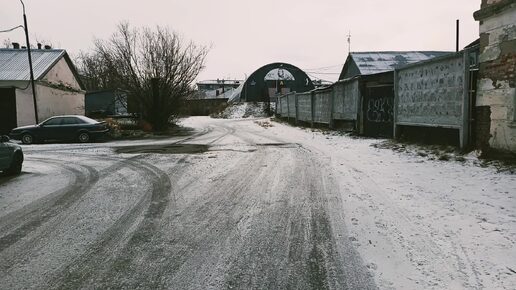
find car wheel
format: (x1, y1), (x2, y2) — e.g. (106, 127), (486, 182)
(6, 152), (23, 175)
(78, 132), (90, 143)
(21, 133), (33, 144)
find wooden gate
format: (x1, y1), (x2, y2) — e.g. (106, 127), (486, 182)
(362, 85), (394, 137)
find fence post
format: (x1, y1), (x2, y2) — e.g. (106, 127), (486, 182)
(310, 91), (315, 127)
(329, 87), (335, 129)
(295, 92), (299, 125)
(393, 70), (400, 139)
(461, 50), (471, 150)
(286, 94), (290, 122)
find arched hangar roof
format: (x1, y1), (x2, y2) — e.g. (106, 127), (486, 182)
(239, 62), (314, 102)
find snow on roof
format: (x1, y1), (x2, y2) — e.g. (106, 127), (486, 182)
(351, 51), (453, 75)
(227, 83), (243, 103)
(0, 48), (66, 81)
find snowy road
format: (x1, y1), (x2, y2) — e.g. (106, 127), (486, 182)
(1, 117), (515, 290)
(0, 117), (376, 290)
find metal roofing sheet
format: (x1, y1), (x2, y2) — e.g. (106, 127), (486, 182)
(0, 48), (65, 81)
(351, 51), (453, 75)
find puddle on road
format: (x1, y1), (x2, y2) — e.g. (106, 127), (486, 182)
(115, 144), (209, 154)
(115, 142), (299, 155)
(256, 143), (299, 148)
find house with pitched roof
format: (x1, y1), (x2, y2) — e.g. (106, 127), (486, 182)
(0, 45), (85, 134)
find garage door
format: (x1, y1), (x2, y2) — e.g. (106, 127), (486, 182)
(0, 88), (17, 135)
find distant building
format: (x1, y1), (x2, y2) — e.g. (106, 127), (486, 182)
(474, 0), (516, 152)
(196, 79), (242, 99)
(0, 45), (85, 134)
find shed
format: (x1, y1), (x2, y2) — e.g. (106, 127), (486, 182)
(337, 51), (452, 137)
(85, 89), (128, 117)
(338, 51), (453, 80)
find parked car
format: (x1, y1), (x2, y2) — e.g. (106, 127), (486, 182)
(9, 115), (109, 144)
(0, 135), (23, 175)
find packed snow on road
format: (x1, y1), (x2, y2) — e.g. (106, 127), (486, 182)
(0, 116), (514, 290)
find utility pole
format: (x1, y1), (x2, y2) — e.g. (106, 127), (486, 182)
(456, 19), (460, 52)
(20, 0), (38, 123)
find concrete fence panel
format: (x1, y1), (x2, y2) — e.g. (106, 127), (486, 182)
(333, 79), (360, 121)
(280, 95), (288, 116)
(313, 89), (332, 124)
(297, 92), (312, 122)
(288, 93), (296, 118)
(396, 52), (466, 128)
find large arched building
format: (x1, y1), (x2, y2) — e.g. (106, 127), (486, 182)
(233, 63), (314, 102)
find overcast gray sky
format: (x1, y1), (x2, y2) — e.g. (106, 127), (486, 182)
(1, 0), (480, 82)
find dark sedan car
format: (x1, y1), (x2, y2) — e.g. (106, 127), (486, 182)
(10, 115), (109, 144)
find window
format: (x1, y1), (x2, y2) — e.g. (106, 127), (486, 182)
(61, 117), (79, 125)
(42, 117), (62, 126)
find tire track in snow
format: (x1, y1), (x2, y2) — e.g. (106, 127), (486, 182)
(0, 159), (99, 254)
(46, 155), (183, 290)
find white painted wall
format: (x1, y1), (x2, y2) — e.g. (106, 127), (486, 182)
(42, 57), (82, 90)
(36, 84), (84, 121)
(15, 85), (37, 126)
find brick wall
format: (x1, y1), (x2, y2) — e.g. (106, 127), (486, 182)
(474, 1), (516, 152)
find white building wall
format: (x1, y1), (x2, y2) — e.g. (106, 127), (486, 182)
(35, 84), (84, 121)
(42, 57), (82, 89)
(15, 85), (37, 126)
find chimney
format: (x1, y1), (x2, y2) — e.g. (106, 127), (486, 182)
(37, 43), (42, 49)
(12, 42), (20, 49)
(44, 45), (51, 49)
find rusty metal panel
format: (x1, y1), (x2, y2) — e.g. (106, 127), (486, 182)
(297, 92), (312, 122)
(396, 53), (465, 128)
(313, 89), (331, 124)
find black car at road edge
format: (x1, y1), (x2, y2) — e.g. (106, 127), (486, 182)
(0, 135), (23, 175)
(10, 115), (109, 144)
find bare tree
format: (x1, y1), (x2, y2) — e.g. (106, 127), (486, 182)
(79, 23), (208, 131)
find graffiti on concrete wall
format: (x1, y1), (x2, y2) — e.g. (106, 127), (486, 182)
(367, 97), (393, 123)
(396, 54), (465, 127)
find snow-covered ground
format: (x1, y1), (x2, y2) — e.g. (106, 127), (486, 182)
(2, 116), (514, 289)
(181, 116), (516, 290)
(213, 102), (269, 119)
(253, 118), (516, 290)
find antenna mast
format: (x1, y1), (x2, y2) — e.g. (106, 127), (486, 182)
(347, 31), (351, 55)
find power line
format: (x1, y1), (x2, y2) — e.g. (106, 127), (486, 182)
(0, 25), (24, 33)
(304, 71), (341, 75)
(303, 64), (344, 71)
